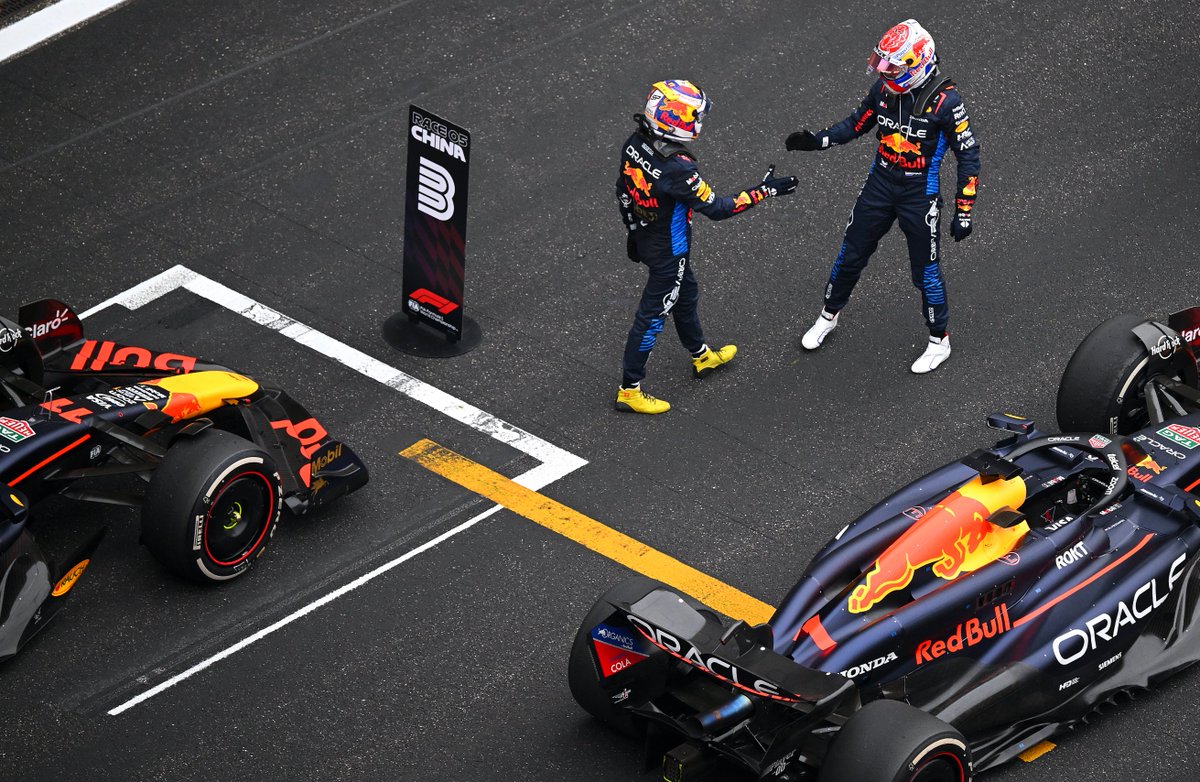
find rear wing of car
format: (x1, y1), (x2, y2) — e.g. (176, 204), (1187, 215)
(597, 586), (858, 777)
(1169, 306), (1200, 350)
(18, 299), (84, 360)
(621, 591), (854, 710)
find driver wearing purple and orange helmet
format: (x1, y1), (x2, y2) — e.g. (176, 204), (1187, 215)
(613, 79), (799, 414)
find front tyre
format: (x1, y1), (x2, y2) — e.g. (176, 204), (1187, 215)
(142, 430), (282, 583)
(1056, 314), (1172, 434)
(819, 700), (971, 782)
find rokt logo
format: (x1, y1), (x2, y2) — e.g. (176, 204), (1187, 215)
(416, 157), (455, 221)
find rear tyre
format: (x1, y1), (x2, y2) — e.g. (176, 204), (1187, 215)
(819, 699), (971, 782)
(142, 430), (282, 583)
(1056, 314), (1154, 434)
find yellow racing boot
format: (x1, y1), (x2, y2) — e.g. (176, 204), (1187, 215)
(615, 384), (670, 414)
(691, 344), (737, 378)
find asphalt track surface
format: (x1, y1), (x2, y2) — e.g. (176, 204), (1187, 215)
(1, 1), (1198, 780)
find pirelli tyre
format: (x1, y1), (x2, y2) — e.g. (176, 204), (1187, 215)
(142, 430), (282, 583)
(819, 699), (971, 782)
(1057, 314), (1158, 434)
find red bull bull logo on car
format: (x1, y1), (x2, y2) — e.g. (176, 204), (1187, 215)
(1128, 453), (1167, 483)
(848, 475), (1028, 614)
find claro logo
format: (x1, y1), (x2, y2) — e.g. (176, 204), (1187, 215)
(626, 614), (793, 701)
(1053, 554), (1187, 665)
(416, 156), (455, 221)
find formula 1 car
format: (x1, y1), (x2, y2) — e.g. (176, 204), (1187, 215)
(0, 299), (368, 662)
(569, 307), (1200, 781)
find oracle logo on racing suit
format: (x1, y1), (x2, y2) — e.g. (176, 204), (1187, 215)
(876, 114), (929, 139)
(626, 614), (794, 701)
(1052, 553), (1187, 665)
(624, 144), (662, 179)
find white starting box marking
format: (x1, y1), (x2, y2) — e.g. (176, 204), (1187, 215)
(87, 264), (587, 715)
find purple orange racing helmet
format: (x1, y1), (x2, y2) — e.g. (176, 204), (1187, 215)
(868, 19), (937, 94)
(641, 80), (711, 143)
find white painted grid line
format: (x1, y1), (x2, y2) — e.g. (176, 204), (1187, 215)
(81, 264), (587, 475)
(0, 0), (133, 65)
(108, 504), (507, 716)
(83, 265), (587, 715)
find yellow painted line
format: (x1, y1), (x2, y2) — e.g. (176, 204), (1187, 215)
(1018, 741), (1055, 762)
(401, 439), (774, 624)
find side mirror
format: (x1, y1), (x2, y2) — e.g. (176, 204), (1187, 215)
(987, 412), (1034, 434)
(1, 488), (30, 526)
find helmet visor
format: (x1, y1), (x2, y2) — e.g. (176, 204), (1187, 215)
(693, 96), (712, 135)
(868, 51), (905, 79)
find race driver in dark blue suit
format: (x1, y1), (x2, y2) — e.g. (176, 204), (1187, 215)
(615, 79), (798, 413)
(787, 19), (980, 374)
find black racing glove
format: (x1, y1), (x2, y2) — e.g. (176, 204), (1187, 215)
(734, 166), (800, 213)
(760, 165), (798, 197)
(626, 231), (639, 262)
(785, 129), (823, 151)
(747, 165), (798, 204)
(950, 176), (978, 242)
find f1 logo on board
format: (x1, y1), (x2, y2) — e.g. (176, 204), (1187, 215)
(416, 157), (455, 221)
(409, 289), (459, 315)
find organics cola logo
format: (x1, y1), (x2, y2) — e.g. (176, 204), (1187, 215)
(590, 623), (648, 678)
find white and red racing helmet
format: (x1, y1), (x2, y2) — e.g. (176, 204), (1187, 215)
(868, 19), (937, 94)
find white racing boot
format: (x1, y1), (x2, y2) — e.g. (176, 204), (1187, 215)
(911, 334), (952, 374)
(801, 310), (839, 350)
